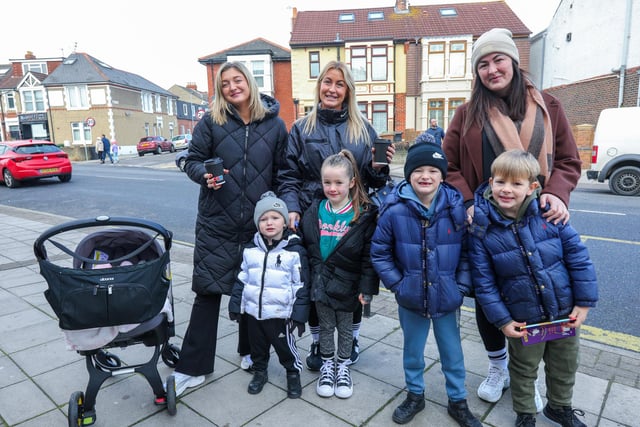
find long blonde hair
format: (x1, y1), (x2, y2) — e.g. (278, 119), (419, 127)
(302, 61), (371, 145)
(321, 149), (372, 222)
(210, 61), (267, 125)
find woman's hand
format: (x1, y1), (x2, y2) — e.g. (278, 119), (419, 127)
(372, 143), (396, 170)
(540, 193), (570, 224)
(205, 169), (228, 190)
(288, 212), (300, 231)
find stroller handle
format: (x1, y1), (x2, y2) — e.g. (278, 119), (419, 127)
(34, 216), (173, 261)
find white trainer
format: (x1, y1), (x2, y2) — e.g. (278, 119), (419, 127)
(477, 366), (510, 402)
(334, 361), (353, 399)
(316, 358), (336, 397)
(172, 372), (205, 397)
(241, 354), (253, 371)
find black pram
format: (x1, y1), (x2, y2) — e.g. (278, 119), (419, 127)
(34, 216), (180, 426)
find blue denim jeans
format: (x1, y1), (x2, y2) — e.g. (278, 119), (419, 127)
(398, 306), (467, 400)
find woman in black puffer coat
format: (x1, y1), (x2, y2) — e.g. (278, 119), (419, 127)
(172, 62), (287, 395)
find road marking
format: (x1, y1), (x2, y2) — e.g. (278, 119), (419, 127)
(75, 174), (165, 181)
(581, 235), (640, 245)
(572, 209), (625, 216)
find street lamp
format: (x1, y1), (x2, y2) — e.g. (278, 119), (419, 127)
(0, 91), (7, 141)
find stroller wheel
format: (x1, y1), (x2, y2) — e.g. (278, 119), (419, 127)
(95, 350), (121, 370)
(68, 391), (88, 427)
(162, 343), (180, 368)
(166, 375), (177, 415)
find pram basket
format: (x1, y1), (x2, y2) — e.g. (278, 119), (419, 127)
(34, 216), (180, 426)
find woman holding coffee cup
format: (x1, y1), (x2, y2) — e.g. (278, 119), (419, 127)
(172, 61), (288, 396)
(278, 60), (395, 371)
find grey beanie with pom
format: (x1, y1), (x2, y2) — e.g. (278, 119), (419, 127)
(253, 191), (289, 228)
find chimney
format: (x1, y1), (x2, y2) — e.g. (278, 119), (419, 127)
(292, 7), (298, 29)
(395, 0), (408, 12)
(25, 51), (36, 59)
(186, 82), (198, 90)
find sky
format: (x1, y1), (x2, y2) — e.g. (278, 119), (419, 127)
(2, 0), (561, 91)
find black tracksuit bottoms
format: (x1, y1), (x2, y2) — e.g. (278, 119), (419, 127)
(247, 315), (303, 374)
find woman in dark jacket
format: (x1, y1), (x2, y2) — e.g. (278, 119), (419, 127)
(172, 61), (287, 396)
(278, 61), (393, 369)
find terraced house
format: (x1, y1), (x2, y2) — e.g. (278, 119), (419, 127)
(288, 0), (529, 142)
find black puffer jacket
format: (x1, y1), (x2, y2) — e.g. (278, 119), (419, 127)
(301, 200), (379, 312)
(185, 94), (288, 295)
(278, 107), (389, 215)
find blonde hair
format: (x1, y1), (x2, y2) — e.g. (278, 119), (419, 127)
(301, 61), (371, 145)
(491, 149), (541, 183)
(321, 149), (372, 222)
(210, 62), (267, 125)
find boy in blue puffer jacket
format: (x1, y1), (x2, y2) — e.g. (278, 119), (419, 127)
(371, 142), (481, 427)
(469, 149), (598, 427)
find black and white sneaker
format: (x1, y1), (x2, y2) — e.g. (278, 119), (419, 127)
(334, 360), (353, 398)
(316, 358), (335, 397)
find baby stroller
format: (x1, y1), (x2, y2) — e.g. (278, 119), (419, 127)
(34, 216), (181, 426)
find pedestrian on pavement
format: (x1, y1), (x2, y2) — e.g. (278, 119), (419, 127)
(278, 60), (394, 372)
(111, 140), (119, 163)
(371, 142), (481, 427)
(301, 150), (379, 400)
(228, 191), (310, 399)
(101, 134), (114, 164)
(95, 137), (104, 163)
(426, 118), (446, 145)
(172, 61), (288, 397)
(442, 27), (582, 408)
(469, 149), (597, 427)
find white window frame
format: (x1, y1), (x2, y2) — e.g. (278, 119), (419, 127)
(142, 92), (153, 113)
(65, 85), (89, 109)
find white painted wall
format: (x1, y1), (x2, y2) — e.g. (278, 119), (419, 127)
(534, 0), (640, 89)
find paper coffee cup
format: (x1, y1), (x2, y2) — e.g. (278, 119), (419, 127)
(204, 157), (225, 184)
(373, 139), (391, 164)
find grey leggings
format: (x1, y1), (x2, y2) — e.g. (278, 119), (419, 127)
(316, 301), (352, 361)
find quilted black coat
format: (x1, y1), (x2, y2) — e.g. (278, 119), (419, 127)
(184, 94), (288, 295)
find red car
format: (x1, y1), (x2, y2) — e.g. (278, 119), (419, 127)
(136, 136), (175, 156)
(0, 139), (72, 188)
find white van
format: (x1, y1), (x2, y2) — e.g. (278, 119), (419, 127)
(586, 106), (640, 196)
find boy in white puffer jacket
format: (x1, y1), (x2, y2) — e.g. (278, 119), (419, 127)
(229, 191), (310, 399)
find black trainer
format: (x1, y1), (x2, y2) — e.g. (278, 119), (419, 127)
(286, 372), (302, 399)
(306, 341), (322, 371)
(247, 370), (268, 394)
(392, 391), (425, 424)
(543, 404), (586, 427)
(348, 338), (360, 365)
(447, 399), (482, 427)
(516, 413), (537, 427)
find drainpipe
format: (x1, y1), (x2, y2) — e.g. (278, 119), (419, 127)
(618, 0), (633, 107)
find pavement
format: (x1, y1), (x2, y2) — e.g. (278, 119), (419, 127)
(1, 169), (639, 426)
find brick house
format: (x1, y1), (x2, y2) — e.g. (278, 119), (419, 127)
(288, 0), (529, 142)
(168, 83), (209, 136)
(198, 38), (294, 130)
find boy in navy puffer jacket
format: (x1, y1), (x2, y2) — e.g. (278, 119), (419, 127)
(371, 142), (481, 427)
(469, 149), (598, 427)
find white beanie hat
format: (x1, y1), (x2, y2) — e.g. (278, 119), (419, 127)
(471, 28), (520, 72)
(253, 191), (289, 228)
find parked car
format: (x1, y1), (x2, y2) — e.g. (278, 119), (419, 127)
(171, 134), (191, 151)
(175, 150), (189, 172)
(136, 136), (175, 156)
(587, 106), (640, 196)
(0, 139), (72, 188)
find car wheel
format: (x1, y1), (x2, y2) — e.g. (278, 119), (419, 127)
(58, 174), (72, 183)
(609, 166), (640, 196)
(169, 144), (176, 153)
(178, 157), (186, 172)
(155, 145), (162, 155)
(3, 169), (19, 188)
(139, 152), (144, 157)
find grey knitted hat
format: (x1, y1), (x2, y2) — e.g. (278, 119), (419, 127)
(253, 191), (289, 228)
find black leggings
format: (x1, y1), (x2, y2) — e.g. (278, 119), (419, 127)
(476, 303), (506, 352)
(308, 302), (362, 328)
